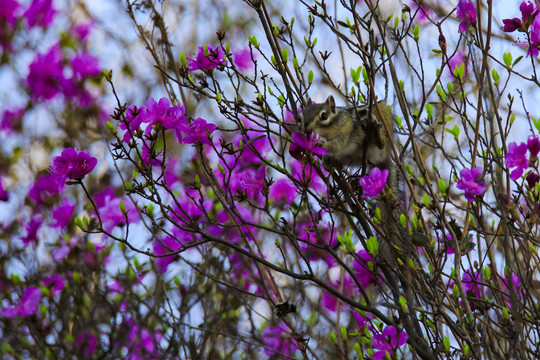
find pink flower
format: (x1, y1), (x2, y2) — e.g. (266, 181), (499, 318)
(0, 286), (42, 318)
(119, 105), (143, 143)
(371, 325), (408, 360)
(359, 167), (389, 197)
(505, 142), (529, 180)
(72, 22), (93, 43)
(26, 44), (65, 100)
(456, 167), (487, 201)
(289, 132), (327, 160)
(153, 236), (183, 273)
(94, 188), (140, 232)
(0, 0), (20, 26)
(268, 178), (297, 206)
(21, 217), (43, 245)
(1, 108), (24, 133)
(24, 0), (56, 28)
(183, 118), (216, 145)
(353, 250), (376, 288)
(448, 51), (468, 78)
(188, 45), (226, 71)
(233, 47), (255, 71)
(516, 17), (540, 56)
(262, 322), (297, 357)
(51, 199), (76, 228)
(140, 97), (187, 143)
(49, 147), (97, 181)
(43, 274), (65, 296)
(0, 178), (9, 201)
(456, 0), (477, 33)
(501, 1), (539, 33)
(70, 52), (101, 79)
(28, 174), (63, 205)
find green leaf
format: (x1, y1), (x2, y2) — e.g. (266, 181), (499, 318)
(367, 236), (379, 255)
(195, 175), (201, 189)
(341, 326), (348, 341)
(445, 124), (460, 140)
(75, 217), (84, 230)
(503, 52), (512, 67)
(248, 35), (259, 48)
(281, 48), (288, 62)
(483, 267), (491, 280)
(492, 69), (499, 84)
(399, 296), (408, 313)
(179, 53), (187, 66)
(308, 70), (314, 84)
(400, 213), (407, 228)
(438, 178), (448, 195)
(426, 103), (433, 118)
(412, 24), (420, 41)
(447, 82), (454, 94)
(119, 201), (126, 215)
(443, 336), (450, 352)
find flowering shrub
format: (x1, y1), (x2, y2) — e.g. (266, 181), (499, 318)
(2, 0), (540, 359)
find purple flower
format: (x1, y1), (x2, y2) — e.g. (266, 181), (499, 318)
(43, 274), (65, 296)
(359, 167), (389, 197)
(188, 45), (226, 71)
(21, 217), (43, 245)
(0, 0), (20, 26)
(141, 97), (186, 130)
(140, 97), (187, 142)
(239, 166), (267, 201)
(183, 118), (217, 145)
(49, 147), (97, 181)
(371, 326), (408, 360)
(27, 44), (65, 100)
(72, 22), (93, 43)
(1, 108), (24, 133)
(502, 1), (539, 33)
(528, 135), (540, 158)
(119, 105), (143, 143)
(526, 172), (540, 188)
(517, 17), (540, 56)
(268, 178), (297, 206)
(448, 51), (468, 78)
(153, 236), (183, 273)
(457, 0), (477, 33)
(76, 330), (99, 356)
(456, 167), (487, 201)
(0, 286), (42, 318)
(505, 142), (529, 180)
(51, 199), (76, 228)
(94, 188), (140, 232)
(233, 47), (255, 71)
(262, 323), (297, 358)
(0, 178), (8, 201)
(353, 250), (376, 288)
(289, 132), (328, 161)
(28, 174), (63, 205)
(24, 0), (56, 28)
(70, 52), (101, 79)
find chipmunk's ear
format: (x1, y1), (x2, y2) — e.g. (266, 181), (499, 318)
(325, 95), (336, 113)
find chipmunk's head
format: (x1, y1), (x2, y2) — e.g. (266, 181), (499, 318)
(301, 96), (337, 134)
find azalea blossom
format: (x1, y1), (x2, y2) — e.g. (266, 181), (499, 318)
(501, 1), (539, 33)
(359, 167), (389, 197)
(456, 0), (477, 33)
(456, 167), (487, 201)
(371, 325), (408, 360)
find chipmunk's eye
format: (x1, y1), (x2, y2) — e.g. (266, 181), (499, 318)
(320, 112), (328, 121)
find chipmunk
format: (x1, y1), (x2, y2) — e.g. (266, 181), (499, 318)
(300, 95), (394, 172)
